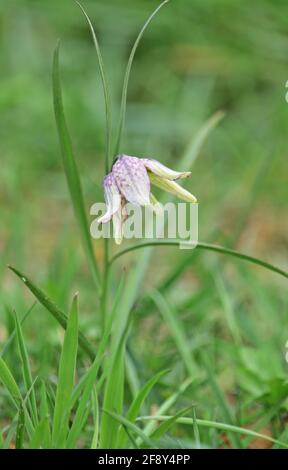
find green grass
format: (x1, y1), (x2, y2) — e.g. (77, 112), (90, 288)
(0, 0), (288, 449)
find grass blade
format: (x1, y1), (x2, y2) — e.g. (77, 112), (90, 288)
(142, 378), (192, 439)
(14, 311), (38, 427)
(66, 348), (104, 448)
(103, 410), (156, 449)
(52, 294), (78, 448)
(138, 415), (288, 449)
(76, 1), (112, 171)
(117, 369), (169, 447)
(201, 352), (242, 448)
(180, 111), (225, 171)
(52, 41), (100, 290)
(0, 356), (22, 406)
(1, 302), (36, 358)
(114, 0), (170, 154)
(8, 265), (95, 361)
(151, 406), (193, 440)
(150, 290), (198, 379)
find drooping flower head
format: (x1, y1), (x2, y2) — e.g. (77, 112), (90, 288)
(98, 154), (197, 243)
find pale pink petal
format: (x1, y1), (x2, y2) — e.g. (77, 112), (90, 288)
(112, 155), (151, 206)
(97, 173), (121, 224)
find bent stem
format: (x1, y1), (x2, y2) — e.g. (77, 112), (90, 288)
(109, 240), (288, 280)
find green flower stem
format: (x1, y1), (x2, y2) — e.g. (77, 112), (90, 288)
(101, 238), (110, 332)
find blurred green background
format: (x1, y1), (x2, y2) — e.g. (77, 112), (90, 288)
(0, 0), (288, 448)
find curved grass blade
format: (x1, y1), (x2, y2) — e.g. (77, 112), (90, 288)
(201, 352), (242, 448)
(103, 410), (156, 449)
(52, 42), (100, 290)
(14, 311), (38, 427)
(110, 241), (288, 280)
(180, 111), (225, 171)
(66, 348), (104, 448)
(138, 415), (288, 449)
(8, 265), (95, 361)
(0, 356), (22, 406)
(52, 294), (78, 448)
(151, 406), (193, 440)
(117, 369), (169, 447)
(150, 290), (198, 379)
(76, 1), (112, 172)
(1, 302), (36, 358)
(3, 420), (17, 449)
(114, 0), (170, 154)
(142, 378), (192, 439)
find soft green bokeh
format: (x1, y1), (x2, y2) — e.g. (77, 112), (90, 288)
(0, 0), (287, 448)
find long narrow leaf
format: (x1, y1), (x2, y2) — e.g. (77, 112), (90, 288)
(151, 406), (193, 440)
(66, 349), (104, 448)
(76, 1), (112, 171)
(14, 311), (38, 426)
(138, 415), (288, 449)
(142, 378), (192, 439)
(0, 356), (22, 406)
(117, 369), (169, 447)
(52, 42), (100, 289)
(151, 290), (198, 379)
(52, 294), (78, 448)
(103, 410), (156, 449)
(114, 0), (170, 154)
(1, 302), (36, 358)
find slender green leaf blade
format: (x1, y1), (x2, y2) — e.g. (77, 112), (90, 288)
(117, 369), (169, 447)
(52, 294), (79, 448)
(115, 0), (170, 154)
(52, 42), (100, 290)
(14, 311), (38, 426)
(151, 406), (193, 440)
(151, 290), (198, 379)
(0, 356), (22, 406)
(66, 349), (104, 448)
(104, 410), (156, 449)
(76, 1), (112, 171)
